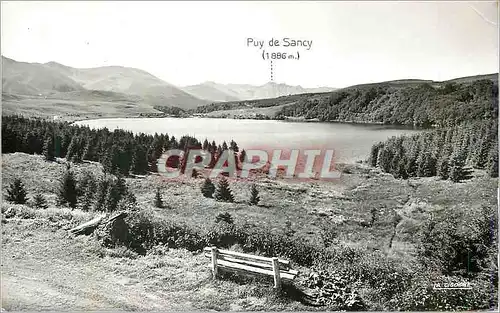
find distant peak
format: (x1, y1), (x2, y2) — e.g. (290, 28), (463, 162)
(2, 55), (16, 62)
(262, 81), (303, 89)
(263, 81), (280, 86)
(203, 81), (218, 86)
(44, 61), (69, 68)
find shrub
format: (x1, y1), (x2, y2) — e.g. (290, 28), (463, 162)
(206, 222), (246, 248)
(2, 205), (36, 219)
(95, 215), (129, 248)
(301, 270), (366, 310)
(125, 210), (157, 254)
(215, 212), (234, 224)
(319, 223), (338, 247)
(117, 193), (138, 212)
(124, 211), (205, 254)
(6, 178), (28, 204)
(416, 206), (497, 275)
(396, 274), (496, 311)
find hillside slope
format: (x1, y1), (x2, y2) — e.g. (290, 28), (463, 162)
(1, 57), (85, 95)
(44, 62), (206, 108)
(2, 57), (207, 109)
(194, 74), (498, 127)
(276, 74), (498, 127)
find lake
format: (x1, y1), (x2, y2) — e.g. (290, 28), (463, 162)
(74, 117), (424, 163)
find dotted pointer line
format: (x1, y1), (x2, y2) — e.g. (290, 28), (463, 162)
(270, 60), (274, 82)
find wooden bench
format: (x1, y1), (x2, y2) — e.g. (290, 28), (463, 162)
(203, 246), (299, 289)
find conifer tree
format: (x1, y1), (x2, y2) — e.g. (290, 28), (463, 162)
(131, 145), (149, 175)
(436, 143), (452, 180)
(201, 178), (215, 198)
(60, 132), (72, 157)
(192, 168), (200, 178)
(117, 192), (138, 211)
(390, 139), (405, 177)
(202, 138), (209, 151)
(230, 140), (239, 153)
(77, 172), (94, 198)
(80, 180), (97, 211)
(405, 156), (418, 178)
(147, 148), (159, 172)
(376, 146), (393, 173)
(488, 143), (499, 178)
(150, 137), (164, 160)
(94, 176), (111, 211)
(474, 129), (494, 169)
(102, 147), (117, 174)
(105, 175), (128, 212)
(437, 157), (450, 180)
(6, 178), (28, 204)
(449, 151), (473, 183)
(110, 146), (131, 176)
(239, 149), (247, 164)
(58, 169), (78, 208)
(32, 193), (48, 209)
(154, 187), (163, 208)
(82, 141), (94, 161)
(214, 177), (234, 202)
(394, 156), (409, 179)
(43, 136), (56, 161)
(72, 138), (84, 163)
(169, 136), (178, 149)
(208, 144), (217, 168)
(418, 151), (437, 177)
(250, 184), (260, 205)
(65, 136), (78, 161)
(369, 142), (382, 167)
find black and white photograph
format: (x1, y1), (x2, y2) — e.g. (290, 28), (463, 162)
(1, 1), (498, 311)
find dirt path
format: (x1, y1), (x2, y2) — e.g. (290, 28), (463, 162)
(2, 272), (116, 310)
(1, 219), (202, 311)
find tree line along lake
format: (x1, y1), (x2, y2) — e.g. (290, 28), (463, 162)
(73, 117), (424, 164)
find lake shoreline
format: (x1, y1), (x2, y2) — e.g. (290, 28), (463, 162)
(69, 114), (428, 131)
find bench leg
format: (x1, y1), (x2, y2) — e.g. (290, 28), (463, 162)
(272, 257), (281, 290)
(211, 247), (218, 279)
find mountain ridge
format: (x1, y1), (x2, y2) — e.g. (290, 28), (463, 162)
(181, 81), (337, 102)
(2, 56), (338, 107)
(2, 55), (497, 115)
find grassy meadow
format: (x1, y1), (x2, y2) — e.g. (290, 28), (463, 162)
(2, 152), (498, 310)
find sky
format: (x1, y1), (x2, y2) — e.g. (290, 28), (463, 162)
(1, 1), (498, 88)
